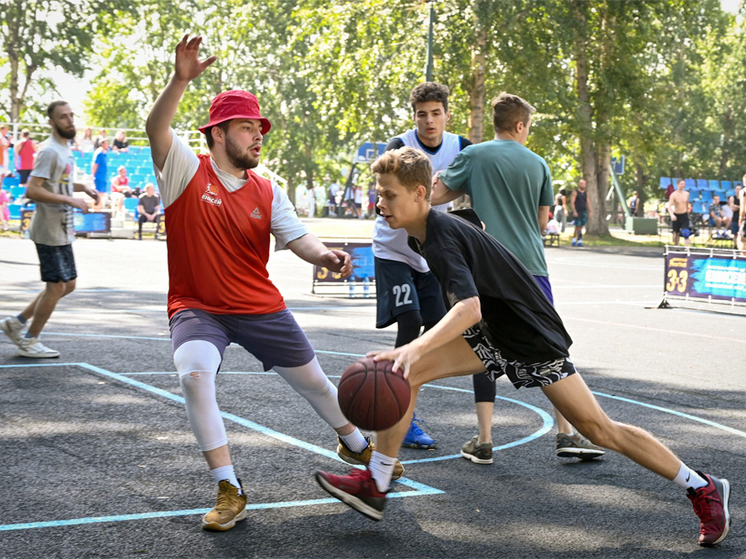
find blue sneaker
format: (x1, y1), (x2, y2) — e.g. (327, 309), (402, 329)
(401, 413), (437, 449)
(577, 239), (584, 247)
(571, 238), (577, 247)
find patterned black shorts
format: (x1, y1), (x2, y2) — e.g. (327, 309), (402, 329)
(463, 326), (576, 389)
(35, 243), (77, 283)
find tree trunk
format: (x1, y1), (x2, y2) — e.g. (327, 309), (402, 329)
(634, 161), (647, 216)
(590, 142), (611, 235)
(467, 25), (487, 143)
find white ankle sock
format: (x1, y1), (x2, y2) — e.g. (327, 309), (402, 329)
(211, 465), (242, 493)
(339, 429), (368, 453)
(672, 462), (707, 490)
(368, 451), (395, 493)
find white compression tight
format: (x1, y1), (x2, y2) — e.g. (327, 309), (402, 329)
(174, 340), (348, 452)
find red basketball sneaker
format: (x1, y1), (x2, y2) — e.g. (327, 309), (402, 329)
(315, 468), (388, 521)
(687, 472), (731, 546)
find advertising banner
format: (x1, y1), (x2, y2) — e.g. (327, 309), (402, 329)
(313, 241), (375, 294)
(664, 249), (746, 303)
(73, 211), (111, 234)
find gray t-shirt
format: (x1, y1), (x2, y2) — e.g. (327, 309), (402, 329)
(29, 136), (76, 246)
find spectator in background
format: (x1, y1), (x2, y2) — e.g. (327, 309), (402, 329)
(113, 130), (129, 152)
(91, 138), (109, 209)
(708, 194), (725, 231)
(307, 185), (315, 217)
(137, 183), (161, 240)
(738, 179), (746, 252)
(0, 125), (10, 178)
(570, 179), (590, 247)
(0, 187), (9, 231)
(15, 129), (37, 187)
(110, 165), (132, 215)
(667, 179), (690, 247)
(327, 181), (338, 217)
(78, 128), (94, 153)
(354, 184), (364, 219)
(730, 185), (741, 238)
(553, 187), (567, 232)
(367, 182), (376, 219)
(723, 196), (734, 233)
(629, 190), (641, 217)
(94, 129), (107, 150)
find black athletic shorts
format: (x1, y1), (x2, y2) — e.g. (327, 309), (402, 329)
(463, 325), (576, 389)
(18, 169), (32, 184)
(35, 243), (77, 283)
(374, 257), (447, 329)
(672, 212), (689, 234)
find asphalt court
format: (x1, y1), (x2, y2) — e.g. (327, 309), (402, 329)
(0, 236), (745, 558)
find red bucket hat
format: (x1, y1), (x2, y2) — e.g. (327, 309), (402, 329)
(198, 90), (271, 135)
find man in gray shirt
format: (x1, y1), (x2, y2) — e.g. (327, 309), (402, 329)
(0, 101), (99, 358)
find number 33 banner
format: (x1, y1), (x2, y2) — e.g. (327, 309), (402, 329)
(665, 251), (746, 302)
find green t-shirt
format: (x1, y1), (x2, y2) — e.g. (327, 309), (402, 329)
(439, 139), (554, 276)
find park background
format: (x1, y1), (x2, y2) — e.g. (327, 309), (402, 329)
(2, 0), (746, 237)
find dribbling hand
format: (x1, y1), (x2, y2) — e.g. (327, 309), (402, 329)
(174, 35), (217, 82)
(321, 249), (352, 278)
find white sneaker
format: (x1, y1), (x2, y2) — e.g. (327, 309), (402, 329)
(16, 336), (60, 358)
(0, 316), (25, 346)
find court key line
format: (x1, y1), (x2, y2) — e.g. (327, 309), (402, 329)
(0, 362), (441, 532)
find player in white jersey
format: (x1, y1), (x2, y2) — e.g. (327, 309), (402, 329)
(372, 82), (472, 449)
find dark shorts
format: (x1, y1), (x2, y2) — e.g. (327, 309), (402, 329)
(672, 212), (689, 233)
(463, 325), (576, 389)
(169, 308), (316, 371)
(574, 211), (588, 227)
(374, 257), (447, 329)
(35, 243), (77, 283)
(18, 169), (31, 184)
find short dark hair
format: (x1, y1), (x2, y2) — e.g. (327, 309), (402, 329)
(410, 82), (450, 113)
(491, 92), (535, 133)
(47, 100), (69, 119)
(371, 147), (433, 200)
(204, 120), (232, 149)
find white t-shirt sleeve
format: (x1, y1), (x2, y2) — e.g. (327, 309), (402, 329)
(271, 180), (308, 251)
(154, 129), (200, 208)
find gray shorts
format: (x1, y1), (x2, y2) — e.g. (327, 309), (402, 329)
(170, 308), (316, 371)
(463, 325), (576, 389)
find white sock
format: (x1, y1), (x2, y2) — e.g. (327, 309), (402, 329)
(368, 451), (395, 493)
(211, 465), (242, 493)
(339, 429), (368, 453)
(672, 462), (708, 491)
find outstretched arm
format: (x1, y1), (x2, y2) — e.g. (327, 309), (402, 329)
(431, 176), (463, 206)
(146, 35), (217, 171)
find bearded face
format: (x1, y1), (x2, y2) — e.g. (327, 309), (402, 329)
(224, 131), (259, 170)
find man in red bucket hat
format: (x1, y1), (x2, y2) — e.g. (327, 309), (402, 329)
(145, 35), (399, 532)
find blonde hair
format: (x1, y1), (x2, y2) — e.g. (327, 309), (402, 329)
(370, 147), (432, 200)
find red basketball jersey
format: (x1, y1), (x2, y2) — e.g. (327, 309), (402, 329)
(165, 154), (286, 318)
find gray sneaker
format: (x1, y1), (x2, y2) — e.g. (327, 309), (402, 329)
(460, 435), (493, 464)
(556, 432), (605, 460)
(1, 316), (25, 347)
(16, 336), (60, 358)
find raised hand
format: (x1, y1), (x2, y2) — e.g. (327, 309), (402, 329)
(174, 35), (217, 82)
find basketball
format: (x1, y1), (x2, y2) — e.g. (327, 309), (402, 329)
(337, 357), (411, 431)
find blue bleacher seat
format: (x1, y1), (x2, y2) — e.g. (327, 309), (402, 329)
(7, 204), (22, 220)
(721, 181), (732, 190)
(708, 180), (720, 190)
(725, 189), (736, 198)
(700, 190), (713, 203)
(10, 185), (25, 199)
(689, 189), (701, 200)
(696, 179), (708, 189)
(3, 175), (20, 189)
(684, 179), (696, 190)
(659, 177), (671, 189)
(123, 197), (139, 218)
(714, 190), (726, 200)
(692, 201), (708, 215)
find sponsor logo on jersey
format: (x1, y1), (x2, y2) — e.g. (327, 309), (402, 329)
(251, 207), (262, 220)
(202, 183), (222, 206)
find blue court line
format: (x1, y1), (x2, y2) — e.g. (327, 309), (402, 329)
(0, 362), (443, 532)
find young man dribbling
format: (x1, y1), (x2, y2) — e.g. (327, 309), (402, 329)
(315, 146), (731, 547)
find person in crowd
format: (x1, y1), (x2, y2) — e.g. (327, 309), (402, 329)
(367, 181), (377, 218)
(91, 138), (109, 210)
(110, 166), (133, 215)
(0, 187), (9, 231)
(738, 178), (746, 252)
(0, 125), (10, 179)
(94, 129), (108, 150)
(629, 190), (641, 217)
(78, 128), (95, 153)
(667, 179), (691, 247)
(732, 184), (742, 240)
(113, 130), (129, 152)
(570, 179), (590, 246)
(708, 194), (725, 232)
(354, 184), (364, 219)
(136, 183), (161, 240)
(723, 196), (734, 234)
(554, 187), (567, 233)
(15, 129), (37, 187)
(0, 101), (100, 358)
(327, 180), (338, 217)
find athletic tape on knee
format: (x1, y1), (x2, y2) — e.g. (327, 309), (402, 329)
(173, 340), (227, 452)
(274, 357), (349, 429)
